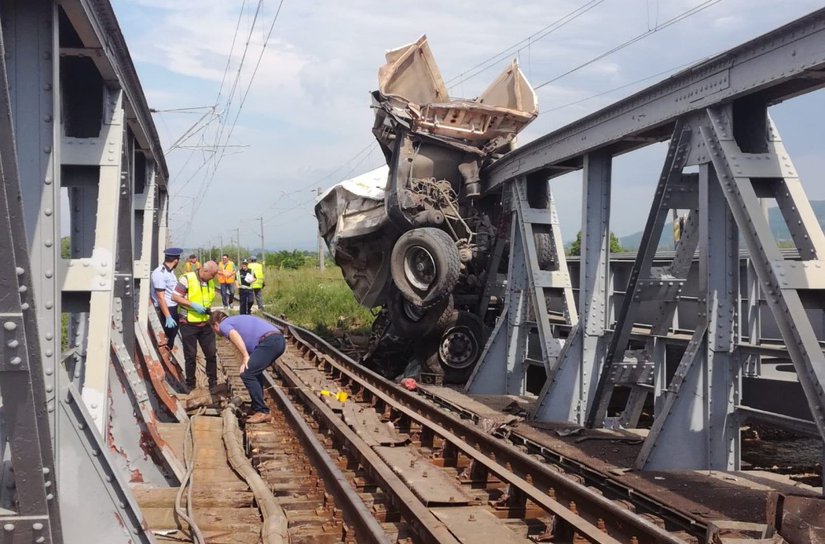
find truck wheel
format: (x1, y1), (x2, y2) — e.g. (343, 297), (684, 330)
(534, 232), (554, 270)
(427, 311), (487, 384)
(388, 290), (454, 337)
(391, 227), (460, 308)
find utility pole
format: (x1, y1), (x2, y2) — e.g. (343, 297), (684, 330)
(233, 227), (241, 265)
(317, 188), (325, 271)
(219, 235), (224, 261)
(258, 216), (265, 266)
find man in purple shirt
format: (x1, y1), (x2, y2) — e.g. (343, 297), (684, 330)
(210, 311), (284, 423)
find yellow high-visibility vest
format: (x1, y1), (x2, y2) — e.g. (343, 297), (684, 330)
(184, 261), (200, 273)
(248, 262), (264, 289)
(179, 271), (215, 323)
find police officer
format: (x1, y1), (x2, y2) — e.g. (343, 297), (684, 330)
(151, 247), (183, 350)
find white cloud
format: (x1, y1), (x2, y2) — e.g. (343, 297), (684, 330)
(111, 0), (825, 248)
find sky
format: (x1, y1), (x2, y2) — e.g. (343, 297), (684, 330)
(110, 0), (825, 252)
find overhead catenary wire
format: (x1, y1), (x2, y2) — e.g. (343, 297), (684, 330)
(534, 0), (723, 90)
(544, 57), (701, 113)
(189, 0), (286, 222)
(445, 0), (607, 90)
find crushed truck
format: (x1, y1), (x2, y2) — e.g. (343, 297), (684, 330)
(315, 36), (539, 383)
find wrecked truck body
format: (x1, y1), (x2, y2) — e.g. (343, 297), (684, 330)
(315, 36), (539, 382)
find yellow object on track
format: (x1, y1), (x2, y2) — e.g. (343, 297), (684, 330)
(319, 390), (348, 403)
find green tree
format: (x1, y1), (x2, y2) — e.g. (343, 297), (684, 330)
(567, 231), (623, 256)
(61, 236), (71, 259)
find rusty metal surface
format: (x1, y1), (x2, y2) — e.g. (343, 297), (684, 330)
(767, 493), (825, 544)
(374, 446), (471, 506)
(430, 507), (533, 543)
(220, 337), (391, 544)
(342, 403), (409, 447)
(268, 315), (686, 544)
(276, 360), (464, 544)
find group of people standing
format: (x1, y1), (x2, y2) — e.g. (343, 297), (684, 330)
(216, 255), (266, 315)
(150, 248), (283, 423)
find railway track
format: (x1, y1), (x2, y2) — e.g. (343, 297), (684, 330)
(250, 313), (717, 544)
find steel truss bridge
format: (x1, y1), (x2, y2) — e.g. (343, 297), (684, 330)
(0, 1), (823, 542)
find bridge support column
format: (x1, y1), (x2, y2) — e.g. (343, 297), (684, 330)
(636, 163), (740, 470)
(533, 151), (611, 424)
(466, 176), (577, 395)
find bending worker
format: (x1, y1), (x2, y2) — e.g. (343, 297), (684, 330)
(173, 260), (219, 391)
(151, 247), (182, 350)
(210, 311), (284, 423)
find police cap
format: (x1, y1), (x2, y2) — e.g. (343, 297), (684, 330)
(163, 247), (184, 258)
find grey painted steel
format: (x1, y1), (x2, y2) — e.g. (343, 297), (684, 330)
(585, 122), (693, 427)
(61, 0), (168, 181)
(58, 383), (152, 543)
(474, 8), (825, 479)
(636, 162), (741, 470)
(534, 151), (611, 423)
(484, 8), (825, 189)
(0, 4), (62, 539)
(465, 178), (577, 395)
(702, 107), (825, 439)
(0, 0), (174, 541)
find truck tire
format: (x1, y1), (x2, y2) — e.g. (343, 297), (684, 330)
(534, 232), (554, 270)
(388, 290), (454, 337)
(391, 227), (461, 308)
(427, 311), (487, 384)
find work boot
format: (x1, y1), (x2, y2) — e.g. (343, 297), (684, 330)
(209, 383), (229, 396)
(246, 411), (271, 424)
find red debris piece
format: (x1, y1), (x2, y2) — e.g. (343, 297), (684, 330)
(400, 377), (417, 391)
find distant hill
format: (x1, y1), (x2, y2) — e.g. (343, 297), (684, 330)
(618, 201), (825, 251)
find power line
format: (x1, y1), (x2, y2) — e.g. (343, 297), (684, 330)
(534, 0), (723, 90)
(190, 0), (286, 221)
(544, 57), (699, 113)
(209, 0), (264, 172)
(207, 0), (287, 189)
(445, 0), (607, 89)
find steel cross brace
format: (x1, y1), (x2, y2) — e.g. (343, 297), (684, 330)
(636, 162), (740, 470)
(702, 106), (825, 441)
(466, 177), (576, 395)
(586, 121), (693, 427)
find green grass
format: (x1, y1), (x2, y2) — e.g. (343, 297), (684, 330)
(260, 266), (375, 335)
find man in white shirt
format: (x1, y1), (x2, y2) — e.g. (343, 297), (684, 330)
(151, 247), (183, 350)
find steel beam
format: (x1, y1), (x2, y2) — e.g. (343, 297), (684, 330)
(586, 122), (693, 427)
(533, 151), (611, 423)
(636, 163), (740, 470)
(81, 89), (124, 433)
(484, 8), (825, 190)
(466, 178), (576, 395)
(702, 106), (825, 439)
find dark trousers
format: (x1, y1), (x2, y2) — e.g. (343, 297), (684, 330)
(220, 283), (235, 307)
(242, 334), (285, 414)
(253, 288), (264, 311)
(157, 307), (179, 349)
(180, 322), (218, 388)
(239, 288), (254, 315)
